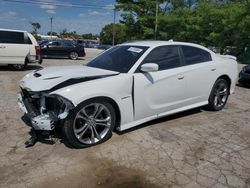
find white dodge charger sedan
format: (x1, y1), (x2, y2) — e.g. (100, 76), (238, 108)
(18, 41), (238, 148)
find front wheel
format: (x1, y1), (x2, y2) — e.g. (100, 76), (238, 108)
(63, 99), (116, 148)
(69, 51), (78, 60)
(208, 78), (229, 111)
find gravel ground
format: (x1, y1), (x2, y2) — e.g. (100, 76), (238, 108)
(0, 48), (250, 188)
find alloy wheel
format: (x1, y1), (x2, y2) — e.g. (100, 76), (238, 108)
(69, 52), (78, 60)
(73, 103), (112, 144)
(213, 81), (228, 108)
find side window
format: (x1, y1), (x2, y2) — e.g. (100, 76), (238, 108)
(0, 31), (24, 44)
(27, 37), (32, 44)
(143, 45), (181, 71)
(181, 46), (212, 65)
(62, 41), (74, 47)
(24, 33), (32, 44)
(49, 41), (60, 46)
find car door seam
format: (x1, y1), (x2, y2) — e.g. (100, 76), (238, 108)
(132, 75), (135, 119)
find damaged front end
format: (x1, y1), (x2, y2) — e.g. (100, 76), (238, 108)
(18, 88), (74, 131)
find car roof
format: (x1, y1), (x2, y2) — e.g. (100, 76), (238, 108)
(120, 40), (211, 52)
(50, 40), (74, 42)
(0, 28), (27, 33)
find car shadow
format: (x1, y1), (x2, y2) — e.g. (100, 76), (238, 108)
(0, 65), (42, 71)
(23, 107), (204, 149)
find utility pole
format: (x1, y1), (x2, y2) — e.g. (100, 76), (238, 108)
(50, 17), (53, 39)
(154, 0), (158, 40)
(112, 8), (116, 46)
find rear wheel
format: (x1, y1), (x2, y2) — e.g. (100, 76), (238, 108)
(63, 99), (116, 148)
(9, 58), (28, 71)
(69, 51), (78, 60)
(208, 78), (229, 111)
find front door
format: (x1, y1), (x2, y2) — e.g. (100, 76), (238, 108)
(133, 45), (187, 121)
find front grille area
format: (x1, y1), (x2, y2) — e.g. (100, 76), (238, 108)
(20, 89), (67, 120)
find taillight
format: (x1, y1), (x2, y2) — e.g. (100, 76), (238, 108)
(35, 46), (40, 56)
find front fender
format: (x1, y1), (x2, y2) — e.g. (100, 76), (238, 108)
(51, 74), (134, 126)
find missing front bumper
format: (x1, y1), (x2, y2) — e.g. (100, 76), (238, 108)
(18, 92), (65, 131)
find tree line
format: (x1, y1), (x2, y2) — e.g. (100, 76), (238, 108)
(100, 0), (250, 59)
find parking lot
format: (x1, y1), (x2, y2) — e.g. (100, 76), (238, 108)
(0, 48), (250, 188)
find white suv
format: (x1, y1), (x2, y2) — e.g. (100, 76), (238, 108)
(0, 29), (42, 70)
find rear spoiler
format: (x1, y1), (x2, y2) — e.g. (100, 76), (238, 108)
(218, 54), (237, 61)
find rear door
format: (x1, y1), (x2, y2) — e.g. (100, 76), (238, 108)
(42, 41), (61, 56)
(180, 45), (216, 104)
(60, 41), (74, 56)
(0, 30), (29, 64)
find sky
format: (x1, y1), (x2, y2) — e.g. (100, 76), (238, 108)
(0, 0), (118, 35)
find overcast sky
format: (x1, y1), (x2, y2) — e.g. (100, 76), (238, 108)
(0, 0), (118, 35)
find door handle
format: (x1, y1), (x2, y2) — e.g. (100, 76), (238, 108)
(211, 68), (216, 71)
(177, 75), (184, 80)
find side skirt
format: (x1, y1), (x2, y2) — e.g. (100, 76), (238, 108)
(117, 101), (208, 131)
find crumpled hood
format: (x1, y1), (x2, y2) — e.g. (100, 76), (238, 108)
(19, 65), (119, 91)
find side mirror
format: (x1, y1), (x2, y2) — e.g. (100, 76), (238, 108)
(140, 63), (159, 73)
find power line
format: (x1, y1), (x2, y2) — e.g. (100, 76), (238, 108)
(1, 0), (117, 43)
(0, 0), (115, 10)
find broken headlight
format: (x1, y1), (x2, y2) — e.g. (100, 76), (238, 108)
(44, 94), (74, 120)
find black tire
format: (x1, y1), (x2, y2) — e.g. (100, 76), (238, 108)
(9, 58), (28, 71)
(69, 51), (78, 60)
(63, 99), (116, 148)
(208, 78), (229, 111)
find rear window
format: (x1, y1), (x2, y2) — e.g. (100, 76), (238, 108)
(62, 40), (75, 47)
(26, 36), (32, 44)
(0, 31), (25, 44)
(181, 46), (212, 65)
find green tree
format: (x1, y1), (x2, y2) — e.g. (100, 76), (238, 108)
(30, 22), (41, 34)
(60, 28), (67, 35)
(82, 33), (95, 39)
(115, 0), (250, 58)
(32, 34), (42, 41)
(100, 23), (127, 45)
(116, 0), (164, 40)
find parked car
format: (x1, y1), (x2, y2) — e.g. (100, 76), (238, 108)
(208, 46), (220, 54)
(76, 40), (86, 47)
(0, 28), (42, 70)
(242, 45), (250, 64)
(18, 41), (238, 148)
(239, 65), (250, 86)
(98, 44), (112, 50)
(38, 40), (49, 46)
(85, 40), (99, 48)
(40, 40), (85, 60)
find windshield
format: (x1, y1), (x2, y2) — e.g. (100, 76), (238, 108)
(86, 45), (149, 73)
